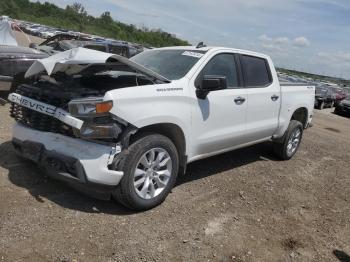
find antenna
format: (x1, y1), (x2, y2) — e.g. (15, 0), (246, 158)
(196, 42), (206, 48)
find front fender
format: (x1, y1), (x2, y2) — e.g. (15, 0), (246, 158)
(103, 81), (192, 155)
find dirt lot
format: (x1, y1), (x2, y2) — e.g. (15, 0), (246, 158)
(0, 106), (349, 262)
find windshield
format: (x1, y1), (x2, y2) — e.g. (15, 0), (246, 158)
(130, 49), (206, 80)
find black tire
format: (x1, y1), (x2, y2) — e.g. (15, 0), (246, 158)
(273, 120), (303, 160)
(334, 107), (341, 115)
(318, 101), (325, 110)
(113, 134), (179, 211)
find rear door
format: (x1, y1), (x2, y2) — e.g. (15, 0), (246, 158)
(240, 55), (280, 141)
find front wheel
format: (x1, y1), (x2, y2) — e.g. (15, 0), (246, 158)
(273, 120), (303, 160)
(113, 134), (179, 210)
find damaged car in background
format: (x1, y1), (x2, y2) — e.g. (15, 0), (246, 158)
(334, 95), (350, 117)
(30, 33), (143, 58)
(0, 46), (48, 100)
(7, 46), (315, 210)
(0, 16), (48, 100)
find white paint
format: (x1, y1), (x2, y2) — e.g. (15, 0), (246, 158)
(12, 46), (315, 187)
(12, 123), (123, 186)
(105, 46), (315, 163)
(181, 51), (204, 58)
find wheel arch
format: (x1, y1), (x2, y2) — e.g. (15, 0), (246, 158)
(130, 123), (188, 175)
(291, 107), (308, 128)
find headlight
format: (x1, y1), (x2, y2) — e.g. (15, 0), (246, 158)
(68, 98), (113, 117)
(68, 98), (120, 139)
(78, 122), (122, 139)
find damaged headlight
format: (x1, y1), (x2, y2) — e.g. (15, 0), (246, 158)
(69, 98), (122, 139)
(79, 122), (122, 139)
(68, 98), (113, 116)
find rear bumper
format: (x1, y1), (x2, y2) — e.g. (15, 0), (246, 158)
(12, 123), (124, 198)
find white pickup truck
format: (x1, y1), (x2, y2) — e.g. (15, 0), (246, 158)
(8, 46), (315, 210)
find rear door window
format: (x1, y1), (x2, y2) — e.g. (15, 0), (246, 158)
(241, 55), (272, 87)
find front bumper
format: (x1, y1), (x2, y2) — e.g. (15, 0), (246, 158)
(12, 123), (124, 198)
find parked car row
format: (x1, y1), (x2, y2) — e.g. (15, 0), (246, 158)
(0, 18), (145, 99)
(32, 37), (143, 58)
(334, 87), (350, 117)
(14, 19), (145, 53)
(334, 93), (350, 117)
(314, 85), (347, 110)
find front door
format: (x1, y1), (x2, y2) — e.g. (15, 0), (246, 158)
(190, 53), (248, 158)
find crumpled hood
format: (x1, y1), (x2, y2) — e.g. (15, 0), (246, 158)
(25, 47), (171, 83)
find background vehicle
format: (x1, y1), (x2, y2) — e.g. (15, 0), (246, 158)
(0, 46), (48, 98)
(8, 46), (315, 210)
(334, 95), (350, 116)
(315, 85), (337, 109)
(331, 86), (347, 106)
(31, 34), (143, 57)
(55, 40), (143, 57)
(28, 33), (90, 52)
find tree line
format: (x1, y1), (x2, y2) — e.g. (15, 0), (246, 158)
(0, 0), (190, 47)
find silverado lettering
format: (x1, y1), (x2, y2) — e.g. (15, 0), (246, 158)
(9, 93), (84, 129)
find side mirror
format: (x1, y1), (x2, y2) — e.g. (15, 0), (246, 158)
(196, 75), (227, 99)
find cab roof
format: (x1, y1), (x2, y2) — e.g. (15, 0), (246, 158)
(154, 46), (270, 59)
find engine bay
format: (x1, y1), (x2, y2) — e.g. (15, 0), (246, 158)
(9, 68), (152, 142)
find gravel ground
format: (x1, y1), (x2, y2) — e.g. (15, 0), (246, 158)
(0, 106), (349, 262)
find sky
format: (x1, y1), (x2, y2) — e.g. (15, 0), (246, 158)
(35, 0), (350, 79)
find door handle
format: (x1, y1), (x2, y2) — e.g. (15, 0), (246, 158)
(271, 95), (279, 101)
(234, 96), (246, 105)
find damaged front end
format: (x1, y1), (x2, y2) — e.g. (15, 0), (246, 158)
(9, 74), (137, 143)
(9, 48), (164, 143)
(8, 48), (168, 196)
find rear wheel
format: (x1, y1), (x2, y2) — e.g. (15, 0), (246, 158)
(318, 101), (325, 110)
(113, 134), (179, 210)
(273, 120), (303, 160)
(334, 106), (341, 115)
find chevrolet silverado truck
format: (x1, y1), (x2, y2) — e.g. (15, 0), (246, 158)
(7, 46), (315, 210)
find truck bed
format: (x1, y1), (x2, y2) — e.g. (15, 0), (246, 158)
(275, 84), (315, 137)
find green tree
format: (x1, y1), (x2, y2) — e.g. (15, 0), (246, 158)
(100, 11), (113, 24)
(0, 0), (190, 47)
